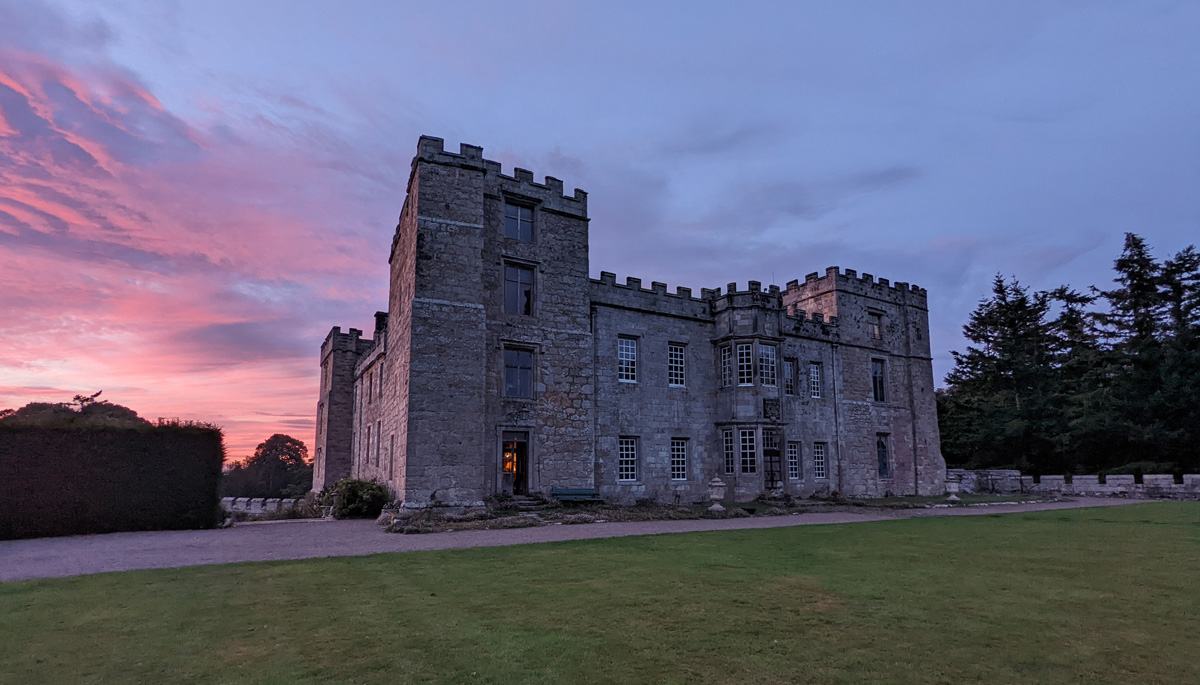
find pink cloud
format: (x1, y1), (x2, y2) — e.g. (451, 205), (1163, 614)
(0, 46), (397, 459)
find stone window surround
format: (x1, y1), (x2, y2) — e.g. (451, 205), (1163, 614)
(502, 197), (536, 242)
(809, 362), (822, 398)
(783, 359), (796, 395)
(759, 344), (778, 387)
(502, 258), (537, 316)
(786, 441), (801, 480)
(877, 432), (892, 479)
(667, 342), (686, 387)
(868, 308), (885, 340)
(618, 335), (638, 383)
(739, 428), (757, 474)
(736, 342), (754, 386)
(670, 438), (687, 480)
(501, 341), (538, 400)
(871, 357), (888, 403)
(813, 442), (828, 479)
(722, 429), (735, 474)
(617, 436), (638, 482)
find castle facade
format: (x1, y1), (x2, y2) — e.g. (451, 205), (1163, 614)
(313, 137), (945, 506)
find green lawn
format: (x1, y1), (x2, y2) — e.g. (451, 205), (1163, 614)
(2, 503), (1198, 684)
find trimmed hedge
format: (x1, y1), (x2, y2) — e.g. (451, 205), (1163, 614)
(0, 424), (225, 540)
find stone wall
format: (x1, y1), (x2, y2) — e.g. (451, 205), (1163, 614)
(221, 497), (301, 514)
(948, 469), (1200, 499)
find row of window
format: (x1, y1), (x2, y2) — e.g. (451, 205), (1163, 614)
(503, 338), (888, 402)
(614, 433), (891, 483)
(616, 436), (688, 482)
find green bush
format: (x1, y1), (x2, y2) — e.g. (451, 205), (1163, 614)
(326, 479), (388, 519)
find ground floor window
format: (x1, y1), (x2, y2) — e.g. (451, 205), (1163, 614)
(670, 438), (687, 480)
(814, 442), (827, 479)
(618, 437), (638, 481)
(877, 433), (891, 478)
(740, 429), (757, 474)
(787, 442), (801, 480)
(723, 430), (735, 474)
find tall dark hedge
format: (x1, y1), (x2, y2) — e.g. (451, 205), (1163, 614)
(0, 424), (225, 540)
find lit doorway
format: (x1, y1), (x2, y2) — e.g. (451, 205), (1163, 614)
(501, 431), (530, 495)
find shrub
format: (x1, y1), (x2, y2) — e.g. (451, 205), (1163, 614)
(326, 478), (388, 519)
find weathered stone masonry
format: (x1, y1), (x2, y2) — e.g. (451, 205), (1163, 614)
(314, 137), (946, 506)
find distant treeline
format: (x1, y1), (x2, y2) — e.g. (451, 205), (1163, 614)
(938, 233), (1200, 474)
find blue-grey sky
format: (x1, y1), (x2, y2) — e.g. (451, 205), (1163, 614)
(1, 0), (1197, 455)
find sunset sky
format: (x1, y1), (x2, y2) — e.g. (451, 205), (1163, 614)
(2, 1), (1198, 459)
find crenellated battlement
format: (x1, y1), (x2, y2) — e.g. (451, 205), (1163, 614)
(588, 272), (842, 331)
(787, 265), (927, 309)
(417, 136), (587, 216)
(321, 326), (373, 359)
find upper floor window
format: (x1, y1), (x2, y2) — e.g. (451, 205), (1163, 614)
(783, 359), (795, 395)
(668, 343), (686, 387)
(720, 346), (733, 387)
(504, 264), (534, 315)
(670, 438), (688, 480)
(809, 362), (823, 398)
(618, 437), (638, 481)
(504, 347), (534, 398)
(739, 428), (757, 474)
(877, 433), (891, 478)
(504, 203), (533, 241)
(736, 343), (754, 385)
(759, 344), (777, 387)
(618, 336), (638, 382)
(869, 312), (883, 340)
(871, 359), (887, 402)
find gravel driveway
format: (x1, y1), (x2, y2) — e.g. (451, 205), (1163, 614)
(0, 497), (1145, 582)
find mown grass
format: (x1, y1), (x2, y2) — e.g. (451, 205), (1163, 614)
(2, 503), (1198, 684)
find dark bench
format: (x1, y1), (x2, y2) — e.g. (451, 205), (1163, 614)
(550, 488), (604, 503)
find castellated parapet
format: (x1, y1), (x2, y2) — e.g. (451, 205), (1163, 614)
(314, 137), (945, 507)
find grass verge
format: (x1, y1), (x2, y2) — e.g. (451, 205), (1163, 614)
(2, 502), (1197, 684)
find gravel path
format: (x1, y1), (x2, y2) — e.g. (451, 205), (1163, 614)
(0, 497), (1145, 582)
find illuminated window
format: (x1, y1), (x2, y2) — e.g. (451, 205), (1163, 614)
(504, 264), (534, 315)
(787, 442), (801, 480)
(740, 429), (757, 474)
(759, 345), (777, 386)
(737, 343), (753, 385)
(504, 202), (533, 241)
(813, 442), (827, 479)
(668, 343), (686, 387)
(670, 438), (687, 480)
(618, 337), (637, 382)
(504, 348), (533, 398)
(618, 437), (638, 481)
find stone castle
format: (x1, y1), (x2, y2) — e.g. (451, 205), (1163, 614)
(313, 136), (945, 506)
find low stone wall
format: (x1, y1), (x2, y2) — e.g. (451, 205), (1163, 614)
(221, 497), (301, 514)
(948, 469), (1200, 500)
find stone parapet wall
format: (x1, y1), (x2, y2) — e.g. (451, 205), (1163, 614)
(221, 497), (302, 514)
(948, 469), (1200, 500)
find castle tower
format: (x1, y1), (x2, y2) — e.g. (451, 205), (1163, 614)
(313, 326), (371, 491)
(783, 268), (945, 496)
(383, 137), (594, 506)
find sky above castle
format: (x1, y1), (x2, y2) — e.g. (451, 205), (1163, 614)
(1, 1), (1198, 458)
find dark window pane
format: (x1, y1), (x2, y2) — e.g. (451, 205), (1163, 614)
(505, 349), (533, 398)
(504, 265), (534, 315)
